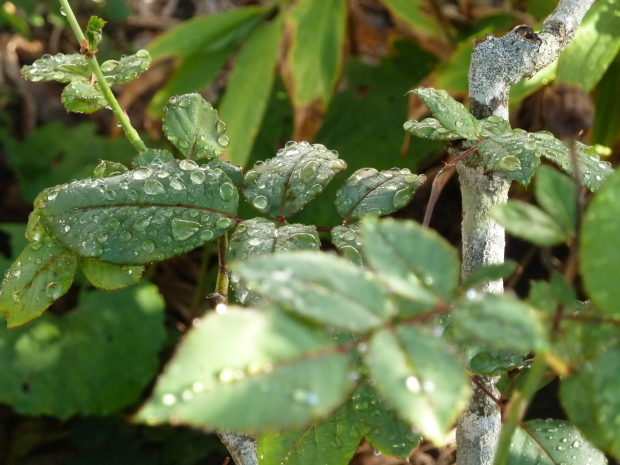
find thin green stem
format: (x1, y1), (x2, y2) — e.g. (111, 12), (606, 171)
(493, 356), (547, 465)
(58, 0), (147, 153)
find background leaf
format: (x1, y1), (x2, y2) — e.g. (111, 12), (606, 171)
(591, 53), (620, 149)
(534, 165), (576, 236)
(331, 225), (362, 266)
(80, 257), (144, 290)
(491, 200), (568, 246)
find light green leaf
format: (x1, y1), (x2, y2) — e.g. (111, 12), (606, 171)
(477, 131), (540, 185)
(100, 50), (151, 85)
(162, 93), (229, 159)
(403, 118), (462, 141)
(40, 160), (238, 265)
(228, 218), (320, 305)
(0, 235), (77, 328)
(258, 400), (361, 465)
(218, 14), (284, 167)
(331, 225), (362, 266)
(286, 0), (347, 108)
(361, 218), (459, 301)
(556, 0), (620, 92)
(592, 53), (620, 148)
(93, 160), (128, 179)
(0, 284), (166, 418)
(461, 260), (517, 290)
(335, 168), (425, 220)
(452, 293), (547, 353)
(20, 53), (90, 83)
(581, 169), (620, 317)
(61, 79), (108, 114)
(364, 326), (469, 445)
(560, 347), (620, 459)
(85, 15), (105, 50)
(534, 165), (576, 236)
(80, 257), (144, 290)
(409, 87), (482, 140)
(377, 0), (442, 38)
(135, 307), (353, 431)
(491, 200), (568, 246)
(232, 251), (391, 333)
(243, 141), (346, 218)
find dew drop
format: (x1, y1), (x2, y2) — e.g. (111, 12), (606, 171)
(12, 290), (21, 301)
(141, 240), (156, 254)
(134, 215), (152, 231)
(219, 183), (235, 201)
(499, 155), (521, 171)
(46, 281), (64, 299)
(171, 218), (200, 240)
(109, 219), (121, 229)
(218, 135), (230, 147)
(119, 231), (132, 242)
(299, 160), (319, 181)
(190, 170), (206, 184)
(179, 159), (198, 171)
(216, 217), (235, 229)
(30, 241), (44, 251)
(143, 179), (166, 195)
(169, 176), (186, 190)
(133, 168), (152, 179)
(179, 98), (191, 108)
(252, 195), (269, 210)
(355, 401), (369, 411)
(393, 188), (412, 209)
(200, 230), (214, 242)
(104, 190), (117, 200)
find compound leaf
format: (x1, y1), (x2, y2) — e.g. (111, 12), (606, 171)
(162, 93), (229, 159)
(40, 160), (238, 265)
(335, 168), (425, 220)
(135, 307), (353, 431)
(0, 235), (78, 328)
(331, 225), (362, 266)
(61, 79), (108, 114)
(232, 251), (391, 333)
(491, 200), (568, 246)
(478, 131), (540, 185)
(242, 142), (346, 218)
(403, 118), (461, 141)
(80, 257), (144, 291)
(100, 50), (151, 85)
(20, 53), (90, 83)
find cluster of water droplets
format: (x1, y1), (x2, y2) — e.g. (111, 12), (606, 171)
(21, 53), (88, 83)
(98, 49), (151, 85)
(403, 118), (461, 140)
(331, 225), (363, 266)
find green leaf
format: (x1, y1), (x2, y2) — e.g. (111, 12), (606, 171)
(0, 284), (166, 418)
(228, 218), (320, 305)
(491, 200), (568, 246)
(509, 61), (558, 105)
(477, 131), (540, 185)
(0, 235), (78, 328)
(531, 132), (613, 191)
(205, 158), (244, 187)
(232, 251), (391, 333)
(409, 87), (482, 140)
(592, 53), (620, 148)
(534, 165), (576, 236)
(243, 142), (347, 218)
(132, 149), (175, 168)
(286, 0), (347, 108)
(508, 419), (607, 465)
(361, 218), (459, 301)
(40, 160), (238, 265)
(162, 93), (229, 159)
(560, 347), (620, 459)
(331, 225), (362, 266)
(581, 169), (620, 317)
(364, 326), (469, 445)
(461, 261), (517, 290)
(135, 307), (353, 431)
(93, 160), (128, 178)
(258, 400), (361, 465)
(100, 50), (151, 85)
(85, 16), (106, 50)
(479, 115), (512, 138)
(403, 118), (462, 141)
(20, 53), (90, 83)
(218, 14), (284, 167)
(470, 350), (525, 376)
(61, 79), (108, 114)
(377, 0), (442, 39)
(80, 257), (144, 290)
(556, 0), (620, 92)
(452, 293), (547, 353)
(336, 168), (425, 220)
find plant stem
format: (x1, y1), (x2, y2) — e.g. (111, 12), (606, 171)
(58, 0), (147, 153)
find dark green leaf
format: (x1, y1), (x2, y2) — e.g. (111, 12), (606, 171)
(61, 79), (108, 114)
(582, 169), (620, 317)
(461, 261), (517, 290)
(409, 87), (482, 140)
(479, 115), (512, 138)
(452, 293), (547, 353)
(40, 160), (238, 265)
(258, 400), (361, 465)
(331, 225), (362, 266)
(205, 158), (244, 187)
(93, 160), (128, 178)
(132, 149), (175, 168)
(364, 326), (469, 445)
(243, 142), (346, 218)
(0, 284), (166, 418)
(85, 16), (106, 50)
(228, 218), (320, 305)
(361, 218), (459, 301)
(162, 93), (229, 159)
(403, 118), (462, 140)
(592, 53), (620, 148)
(478, 132), (540, 185)
(491, 200), (568, 246)
(232, 251), (391, 333)
(100, 50), (151, 85)
(80, 258), (144, 290)
(20, 53), (90, 83)
(534, 165), (576, 236)
(135, 307), (353, 431)
(335, 168), (425, 220)
(0, 235), (77, 328)
(560, 348), (620, 459)
(470, 350), (525, 376)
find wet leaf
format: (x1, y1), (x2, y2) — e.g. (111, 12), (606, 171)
(335, 168), (425, 220)
(534, 165), (576, 236)
(469, 350), (525, 376)
(242, 141), (346, 218)
(135, 307), (353, 431)
(20, 53), (90, 83)
(80, 257), (144, 290)
(228, 218), (320, 305)
(162, 93), (229, 160)
(403, 118), (462, 140)
(93, 160), (128, 178)
(491, 200), (568, 246)
(205, 158), (244, 187)
(331, 225), (362, 266)
(461, 261), (517, 290)
(0, 284), (166, 418)
(479, 115), (512, 138)
(61, 79), (108, 114)
(364, 326), (469, 445)
(132, 149), (175, 168)
(0, 235), (77, 328)
(232, 251), (391, 333)
(40, 160), (238, 265)
(100, 50), (151, 85)
(478, 131), (540, 185)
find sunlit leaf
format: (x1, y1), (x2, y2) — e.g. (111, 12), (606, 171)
(61, 79), (108, 114)
(99, 50), (151, 85)
(20, 53), (90, 83)
(491, 200), (568, 246)
(403, 118), (462, 140)
(478, 131), (540, 185)
(534, 165), (576, 236)
(80, 258), (144, 290)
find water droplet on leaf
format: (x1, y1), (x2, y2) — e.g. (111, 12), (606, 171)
(171, 218), (200, 240)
